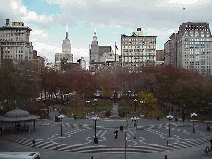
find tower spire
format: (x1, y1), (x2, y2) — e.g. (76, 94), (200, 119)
(93, 29), (97, 41)
(66, 32), (68, 39)
(66, 24), (68, 39)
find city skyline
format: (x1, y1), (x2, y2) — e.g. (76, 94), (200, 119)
(0, 0), (211, 67)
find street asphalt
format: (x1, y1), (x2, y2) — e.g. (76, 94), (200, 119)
(0, 104), (212, 159)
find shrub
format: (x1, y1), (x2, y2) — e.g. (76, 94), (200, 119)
(105, 110), (111, 117)
(119, 111), (126, 117)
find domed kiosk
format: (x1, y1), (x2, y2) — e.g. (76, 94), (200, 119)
(0, 107), (40, 133)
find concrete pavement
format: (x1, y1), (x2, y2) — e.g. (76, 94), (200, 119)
(0, 136), (211, 159)
(0, 104), (212, 159)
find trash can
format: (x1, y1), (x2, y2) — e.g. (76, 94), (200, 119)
(120, 126), (123, 131)
(157, 117), (159, 121)
(207, 126), (210, 131)
(94, 137), (98, 144)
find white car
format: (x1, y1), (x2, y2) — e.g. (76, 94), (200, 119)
(131, 116), (139, 121)
(57, 115), (64, 119)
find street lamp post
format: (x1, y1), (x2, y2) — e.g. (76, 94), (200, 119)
(92, 116), (100, 144)
(140, 100), (145, 115)
(93, 99), (97, 114)
(131, 116), (139, 139)
(182, 104), (186, 123)
(58, 115), (64, 136)
(134, 99), (137, 114)
(127, 90), (131, 106)
(191, 113), (197, 133)
(125, 90), (131, 159)
(167, 115), (173, 137)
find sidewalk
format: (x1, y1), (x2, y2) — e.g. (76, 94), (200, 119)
(0, 136), (211, 159)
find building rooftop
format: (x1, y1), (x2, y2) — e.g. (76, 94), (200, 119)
(182, 21), (209, 24)
(121, 34), (157, 37)
(0, 25), (32, 31)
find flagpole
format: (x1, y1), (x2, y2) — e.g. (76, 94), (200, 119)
(115, 41), (116, 62)
(114, 41), (117, 102)
(114, 40), (117, 80)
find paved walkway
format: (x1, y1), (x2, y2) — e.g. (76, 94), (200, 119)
(0, 136), (212, 159)
(0, 104), (212, 159)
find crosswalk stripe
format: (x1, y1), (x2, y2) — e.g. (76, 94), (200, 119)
(4, 132), (211, 154)
(8, 135), (19, 141)
(41, 143), (56, 149)
(13, 136), (22, 143)
(22, 139), (31, 145)
(173, 143), (188, 148)
(16, 138), (26, 144)
(180, 141), (193, 147)
(185, 141), (198, 146)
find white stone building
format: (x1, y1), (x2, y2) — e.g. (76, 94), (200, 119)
(177, 22), (212, 75)
(121, 28), (157, 73)
(0, 19), (33, 66)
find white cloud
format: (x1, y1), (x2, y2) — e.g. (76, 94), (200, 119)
(30, 29), (49, 43)
(99, 0), (121, 2)
(21, 11), (53, 25)
(10, 1), (18, 10)
(155, 0), (211, 8)
(8, 0), (53, 27)
(33, 42), (61, 62)
(168, 0), (210, 5)
(1, 0), (211, 66)
(144, 27), (178, 41)
(44, 0), (86, 5)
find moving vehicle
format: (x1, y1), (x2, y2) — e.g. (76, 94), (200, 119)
(0, 152), (40, 159)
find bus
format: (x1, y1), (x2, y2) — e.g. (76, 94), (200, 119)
(0, 152), (40, 159)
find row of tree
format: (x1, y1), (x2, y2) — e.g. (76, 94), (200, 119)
(116, 65), (212, 112)
(0, 61), (211, 114)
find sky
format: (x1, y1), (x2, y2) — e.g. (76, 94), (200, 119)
(0, 0), (212, 67)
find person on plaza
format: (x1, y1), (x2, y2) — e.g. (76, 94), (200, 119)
(182, 114), (185, 123)
(91, 156), (93, 159)
(32, 138), (36, 149)
(114, 130), (118, 139)
(74, 115), (76, 121)
(17, 123), (21, 132)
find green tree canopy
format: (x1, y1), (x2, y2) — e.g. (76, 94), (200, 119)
(138, 91), (157, 116)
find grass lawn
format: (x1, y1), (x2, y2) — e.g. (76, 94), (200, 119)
(61, 98), (168, 119)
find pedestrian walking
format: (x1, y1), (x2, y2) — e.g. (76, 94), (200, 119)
(91, 156), (93, 159)
(114, 130), (118, 139)
(74, 115), (76, 121)
(32, 138), (36, 149)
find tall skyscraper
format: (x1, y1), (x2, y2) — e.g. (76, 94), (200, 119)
(89, 30), (115, 75)
(177, 22), (212, 75)
(62, 31), (73, 63)
(164, 22), (212, 75)
(55, 30), (73, 71)
(90, 30), (99, 63)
